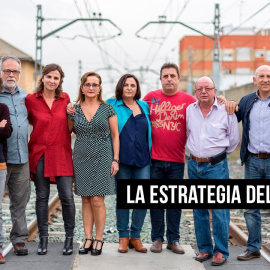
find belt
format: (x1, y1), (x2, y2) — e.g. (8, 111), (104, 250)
(191, 150), (227, 166)
(251, 152), (270, 159)
(191, 156), (211, 163)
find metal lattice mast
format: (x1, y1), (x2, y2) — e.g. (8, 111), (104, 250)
(212, 3), (220, 95)
(34, 4), (122, 89)
(78, 60), (82, 88)
(34, 5), (43, 90)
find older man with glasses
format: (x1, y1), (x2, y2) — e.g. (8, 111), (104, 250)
(186, 76), (240, 266)
(0, 55), (30, 256)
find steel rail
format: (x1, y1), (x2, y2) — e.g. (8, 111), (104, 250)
(2, 193), (60, 256)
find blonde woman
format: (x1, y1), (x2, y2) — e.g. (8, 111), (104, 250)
(68, 72), (119, 256)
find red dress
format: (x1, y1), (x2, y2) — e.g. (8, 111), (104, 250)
(26, 92), (73, 183)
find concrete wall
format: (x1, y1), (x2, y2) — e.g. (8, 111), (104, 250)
(222, 82), (257, 103)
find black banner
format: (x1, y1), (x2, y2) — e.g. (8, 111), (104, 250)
(116, 179), (270, 209)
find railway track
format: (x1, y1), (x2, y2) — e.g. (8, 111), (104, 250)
(2, 183), (270, 265)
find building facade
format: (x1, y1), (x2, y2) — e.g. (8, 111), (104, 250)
(0, 38), (37, 93)
(179, 32), (270, 92)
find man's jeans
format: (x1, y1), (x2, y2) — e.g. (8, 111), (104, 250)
(6, 162), (31, 244)
(33, 155), (75, 238)
(243, 154), (269, 251)
(116, 163), (150, 238)
(193, 209), (230, 259)
(150, 159), (184, 244)
(0, 169), (7, 252)
(188, 157), (230, 258)
(188, 157), (229, 179)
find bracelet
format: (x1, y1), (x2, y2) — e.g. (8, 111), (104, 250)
(112, 159), (120, 164)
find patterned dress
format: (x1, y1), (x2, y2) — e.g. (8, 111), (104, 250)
(68, 103), (116, 196)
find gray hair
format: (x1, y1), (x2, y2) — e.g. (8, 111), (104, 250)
(0, 55), (21, 70)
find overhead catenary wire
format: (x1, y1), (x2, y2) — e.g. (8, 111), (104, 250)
(221, 2), (270, 38)
(190, 2), (270, 72)
(71, 0), (126, 72)
(143, 0), (192, 69)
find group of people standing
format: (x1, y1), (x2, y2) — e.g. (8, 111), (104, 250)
(0, 55), (268, 267)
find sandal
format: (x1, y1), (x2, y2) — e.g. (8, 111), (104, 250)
(91, 239), (104, 256)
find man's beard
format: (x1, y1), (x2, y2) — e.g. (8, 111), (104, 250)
(3, 80), (17, 90)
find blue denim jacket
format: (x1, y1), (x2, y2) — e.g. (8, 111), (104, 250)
(106, 98), (152, 152)
(0, 87), (29, 164)
(236, 91), (259, 165)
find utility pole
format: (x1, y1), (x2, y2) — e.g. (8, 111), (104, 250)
(78, 60), (82, 88)
(213, 3), (220, 95)
(34, 5), (43, 89)
(135, 3), (221, 94)
(187, 45), (193, 94)
(34, 5), (122, 89)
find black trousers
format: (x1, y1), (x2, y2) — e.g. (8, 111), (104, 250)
(33, 155), (75, 237)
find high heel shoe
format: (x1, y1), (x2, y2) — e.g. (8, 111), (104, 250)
(63, 237), (73, 255)
(91, 239), (104, 256)
(37, 237), (48, 255)
(78, 238), (93, 254)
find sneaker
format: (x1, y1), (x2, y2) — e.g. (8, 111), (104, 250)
(13, 242), (28, 256)
(0, 253), (6, 264)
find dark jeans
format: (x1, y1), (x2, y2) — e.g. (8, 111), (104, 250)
(33, 155), (75, 237)
(243, 154), (267, 252)
(150, 159), (184, 244)
(116, 163), (150, 238)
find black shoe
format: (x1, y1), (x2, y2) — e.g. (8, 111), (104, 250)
(37, 237), (48, 255)
(63, 237), (73, 255)
(79, 238), (93, 254)
(91, 239), (104, 256)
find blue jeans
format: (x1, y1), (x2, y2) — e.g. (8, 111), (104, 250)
(188, 157), (230, 258)
(193, 209), (230, 259)
(188, 156), (229, 179)
(243, 154), (268, 251)
(116, 163), (150, 238)
(33, 155), (75, 238)
(150, 159), (184, 243)
(0, 169), (7, 252)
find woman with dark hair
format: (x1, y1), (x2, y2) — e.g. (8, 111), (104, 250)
(67, 72), (119, 256)
(106, 74), (151, 253)
(25, 64), (75, 256)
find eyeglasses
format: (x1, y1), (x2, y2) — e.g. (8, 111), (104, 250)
(83, 83), (100, 89)
(1, 69), (20, 76)
(195, 87), (215, 92)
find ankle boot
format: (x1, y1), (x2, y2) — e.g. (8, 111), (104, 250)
(37, 237), (48, 255)
(129, 238), (147, 253)
(118, 237), (129, 253)
(63, 237), (73, 255)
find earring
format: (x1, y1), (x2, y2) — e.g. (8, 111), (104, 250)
(82, 92), (84, 95)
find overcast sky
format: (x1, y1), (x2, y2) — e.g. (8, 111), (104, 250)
(1, 0), (270, 101)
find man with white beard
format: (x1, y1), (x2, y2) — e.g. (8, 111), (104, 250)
(0, 55), (30, 256)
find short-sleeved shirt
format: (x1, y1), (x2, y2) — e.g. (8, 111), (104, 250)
(143, 89), (196, 163)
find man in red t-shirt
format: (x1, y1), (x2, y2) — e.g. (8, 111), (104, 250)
(143, 63), (196, 254)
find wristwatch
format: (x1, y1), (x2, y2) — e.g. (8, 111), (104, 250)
(112, 159), (120, 164)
